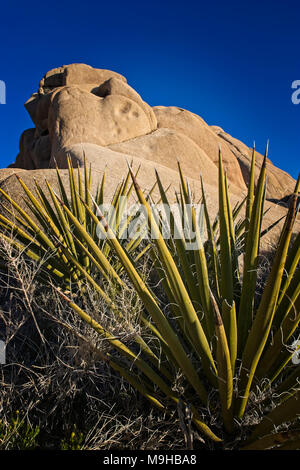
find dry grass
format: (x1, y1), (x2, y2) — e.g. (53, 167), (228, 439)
(0, 237), (194, 450)
(0, 236), (298, 450)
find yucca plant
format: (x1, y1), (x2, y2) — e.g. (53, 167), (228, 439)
(0, 157), (153, 290)
(0, 150), (299, 449)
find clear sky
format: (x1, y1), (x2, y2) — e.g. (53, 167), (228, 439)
(0, 0), (299, 179)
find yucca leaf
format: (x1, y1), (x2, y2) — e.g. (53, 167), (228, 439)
(87, 193), (210, 404)
(237, 193), (297, 418)
(222, 299), (237, 373)
(218, 149), (233, 305)
(56, 290), (222, 441)
(189, 193), (215, 342)
(242, 430), (300, 450)
(56, 290), (180, 400)
(55, 166), (71, 210)
(33, 179), (62, 230)
(0, 229), (67, 283)
(260, 213), (286, 239)
(237, 150), (267, 353)
(233, 195), (247, 222)
(55, 243), (173, 380)
(245, 145), (256, 235)
(0, 213), (42, 249)
(147, 246), (200, 363)
(16, 173), (86, 275)
(0, 185), (58, 253)
(67, 156), (78, 219)
(128, 166), (217, 379)
(245, 390), (300, 443)
(275, 229), (300, 318)
(224, 171), (241, 296)
(59, 201), (124, 287)
(51, 311), (168, 411)
(15, 175), (65, 241)
(96, 166), (106, 207)
(258, 290), (300, 383)
(45, 180), (78, 259)
(155, 170), (202, 308)
(0, 202), (36, 237)
(294, 172), (300, 194)
(107, 179), (124, 232)
(210, 291), (234, 433)
(257, 267), (300, 377)
(272, 364), (300, 396)
(224, 172), (235, 245)
(201, 176), (220, 299)
(274, 438), (300, 450)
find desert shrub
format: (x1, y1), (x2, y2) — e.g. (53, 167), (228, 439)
(0, 410), (40, 450)
(0, 151), (299, 449)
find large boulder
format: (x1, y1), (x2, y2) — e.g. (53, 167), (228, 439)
(8, 63), (296, 206)
(108, 128), (225, 193)
(153, 106), (247, 192)
(47, 86), (156, 161)
(39, 63), (126, 91)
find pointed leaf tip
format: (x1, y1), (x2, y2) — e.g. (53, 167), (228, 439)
(265, 140), (269, 157)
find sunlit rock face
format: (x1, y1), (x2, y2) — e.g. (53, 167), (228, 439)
(9, 63), (295, 202)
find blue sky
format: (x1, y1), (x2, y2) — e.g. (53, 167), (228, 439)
(0, 0), (299, 178)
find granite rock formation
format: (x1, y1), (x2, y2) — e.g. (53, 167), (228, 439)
(8, 63), (295, 203)
(1, 64), (298, 252)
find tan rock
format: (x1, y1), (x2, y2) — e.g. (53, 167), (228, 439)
(153, 106), (247, 191)
(7, 64), (296, 217)
(26, 81), (140, 133)
(16, 129), (36, 170)
(39, 63), (126, 91)
(108, 128), (236, 193)
(39, 66), (65, 90)
(10, 128), (51, 170)
(95, 77), (157, 131)
(63, 64), (126, 86)
(47, 86), (155, 166)
(25, 92), (53, 133)
(31, 134), (52, 169)
(211, 126), (296, 200)
(24, 64), (128, 135)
